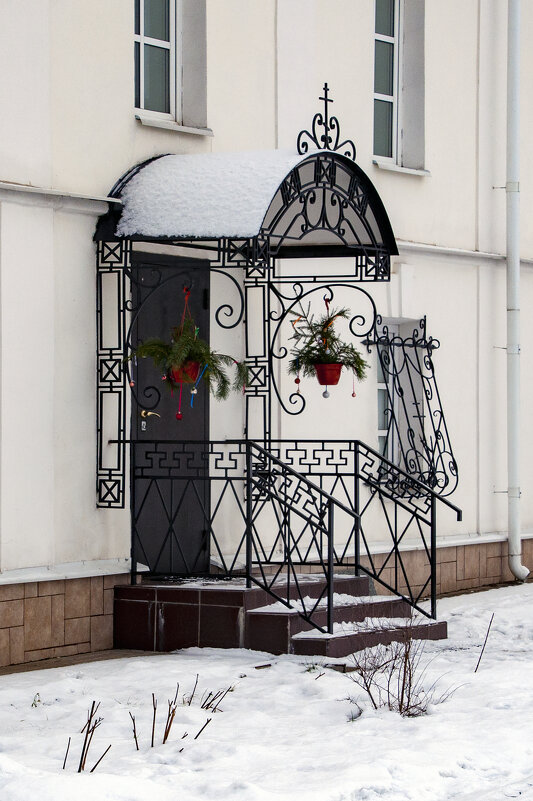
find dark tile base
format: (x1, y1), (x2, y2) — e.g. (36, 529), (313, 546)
(113, 578), (448, 658)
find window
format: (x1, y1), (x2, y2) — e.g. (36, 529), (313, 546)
(373, 0), (425, 170)
(373, 0), (399, 160)
(135, 0), (176, 116)
(376, 324), (399, 463)
(134, 0), (208, 131)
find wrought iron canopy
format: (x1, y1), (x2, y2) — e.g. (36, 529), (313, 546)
(94, 151), (397, 262)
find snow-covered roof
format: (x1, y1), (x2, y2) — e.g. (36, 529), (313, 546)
(115, 150), (319, 240)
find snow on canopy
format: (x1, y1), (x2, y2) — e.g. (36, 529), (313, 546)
(115, 150), (320, 240)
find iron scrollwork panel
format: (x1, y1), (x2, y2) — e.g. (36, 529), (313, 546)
(369, 317), (458, 496)
(268, 281), (378, 419)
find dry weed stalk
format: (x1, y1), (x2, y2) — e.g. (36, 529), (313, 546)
(474, 612), (494, 673)
(129, 711), (139, 750)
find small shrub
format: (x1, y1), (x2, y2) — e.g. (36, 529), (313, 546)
(347, 631), (453, 717)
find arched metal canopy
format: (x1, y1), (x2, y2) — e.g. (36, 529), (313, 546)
(95, 148), (398, 265)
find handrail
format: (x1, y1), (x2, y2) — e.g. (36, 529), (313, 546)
(266, 438), (462, 521)
(354, 440), (462, 519)
(248, 440), (360, 521)
(117, 436), (462, 519)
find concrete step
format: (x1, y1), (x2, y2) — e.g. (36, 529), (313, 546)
(245, 595), (412, 654)
(264, 574), (372, 604)
(291, 618), (448, 658)
(114, 575), (444, 657)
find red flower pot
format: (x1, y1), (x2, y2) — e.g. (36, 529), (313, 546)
(314, 363), (342, 386)
(170, 361), (201, 383)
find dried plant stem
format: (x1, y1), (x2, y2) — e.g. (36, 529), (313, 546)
(78, 701), (103, 772)
(62, 737), (71, 770)
(212, 687), (232, 712)
(194, 718), (211, 740)
(90, 744), (112, 773)
(151, 694), (157, 748)
(80, 701), (100, 734)
(81, 719), (102, 771)
(78, 701), (95, 772)
(474, 612), (495, 673)
(188, 674), (199, 706)
(129, 711), (139, 751)
(163, 699), (177, 744)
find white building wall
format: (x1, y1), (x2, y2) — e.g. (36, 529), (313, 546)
(0, 0), (532, 581)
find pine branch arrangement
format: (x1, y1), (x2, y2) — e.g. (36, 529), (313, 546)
(128, 318), (248, 400)
(288, 305), (368, 380)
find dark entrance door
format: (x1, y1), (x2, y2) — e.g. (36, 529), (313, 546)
(129, 254), (210, 576)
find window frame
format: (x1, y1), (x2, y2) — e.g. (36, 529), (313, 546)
(134, 0), (181, 122)
(376, 324), (398, 463)
(373, 0), (402, 162)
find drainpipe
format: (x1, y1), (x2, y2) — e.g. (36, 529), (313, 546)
(506, 0), (529, 580)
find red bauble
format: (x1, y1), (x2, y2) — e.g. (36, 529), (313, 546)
(176, 412), (183, 420)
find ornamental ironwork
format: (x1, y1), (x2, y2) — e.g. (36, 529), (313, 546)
(125, 437), (460, 622)
(297, 83), (357, 160)
(366, 317), (459, 497)
(261, 151), (395, 269)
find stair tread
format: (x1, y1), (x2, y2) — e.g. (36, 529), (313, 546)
(292, 616), (438, 639)
(248, 594), (405, 615)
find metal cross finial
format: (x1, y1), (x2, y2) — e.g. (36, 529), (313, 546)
(297, 83), (356, 160)
(319, 83), (333, 147)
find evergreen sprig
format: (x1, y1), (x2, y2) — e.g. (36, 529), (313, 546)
(128, 318), (248, 400)
(288, 306), (368, 380)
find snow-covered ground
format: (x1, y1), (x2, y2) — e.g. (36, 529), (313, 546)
(1, 583), (533, 801)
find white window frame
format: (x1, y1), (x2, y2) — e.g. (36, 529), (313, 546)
(134, 0), (181, 123)
(376, 323), (398, 463)
(373, 0), (402, 162)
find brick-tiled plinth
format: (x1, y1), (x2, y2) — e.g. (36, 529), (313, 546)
(0, 573), (130, 668)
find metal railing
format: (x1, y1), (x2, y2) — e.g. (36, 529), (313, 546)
(122, 438), (462, 633)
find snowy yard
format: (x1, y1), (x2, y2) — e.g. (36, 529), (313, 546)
(0, 583), (532, 801)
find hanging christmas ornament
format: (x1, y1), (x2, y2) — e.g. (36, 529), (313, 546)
(129, 380), (135, 387)
(175, 381), (183, 421)
(190, 363), (208, 408)
(322, 389), (330, 399)
(352, 375), (356, 398)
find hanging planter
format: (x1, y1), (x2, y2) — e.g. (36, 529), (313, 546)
(314, 363), (343, 386)
(126, 288), (248, 419)
(288, 300), (368, 398)
(170, 361), (201, 384)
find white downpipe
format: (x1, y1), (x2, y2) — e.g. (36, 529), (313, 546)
(506, 0), (529, 580)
